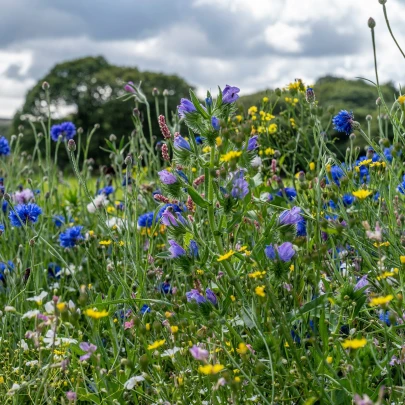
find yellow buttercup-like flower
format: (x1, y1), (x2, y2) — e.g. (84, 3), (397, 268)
(398, 95), (405, 105)
(198, 364), (224, 375)
(236, 343), (248, 355)
(352, 190), (372, 200)
(84, 308), (109, 319)
(217, 250), (235, 261)
(341, 338), (367, 349)
(220, 151), (242, 162)
(147, 339), (165, 350)
(369, 295), (393, 307)
(99, 240), (112, 246)
(255, 285), (266, 297)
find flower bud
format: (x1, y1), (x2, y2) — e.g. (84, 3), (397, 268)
(67, 139), (76, 152)
(163, 89), (169, 97)
(109, 134), (117, 142)
(42, 82), (50, 90)
(152, 88), (159, 96)
(366, 115), (372, 121)
(368, 17), (376, 29)
(274, 88), (281, 97)
(376, 97), (382, 106)
(379, 0), (387, 4)
(124, 155), (133, 166)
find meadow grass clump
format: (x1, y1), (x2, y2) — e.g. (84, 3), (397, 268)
(2, 3), (405, 404)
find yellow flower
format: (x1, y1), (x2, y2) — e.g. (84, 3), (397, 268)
(268, 123), (277, 134)
(216, 137), (222, 147)
(376, 271), (395, 280)
(352, 190), (372, 200)
(263, 97), (269, 103)
(198, 364), (224, 375)
(0, 376), (5, 384)
(147, 339), (165, 350)
(197, 269), (204, 275)
(171, 326), (179, 334)
(309, 162), (315, 171)
(177, 376), (184, 386)
(255, 285), (266, 297)
(234, 376), (241, 383)
(192, 167), (197, 173)
(146, 323), (151, 331)
(88, 230), (95, 237)
(99, 240), (112, 246)
(341, 338), (367, 349)
(107, 206), (115, 214)
(248, 106), (258, 115)
(202, 146), (211, 153)
(235, 115), (243, 122)
(374, 241), (390, 247)
(369, 295), (393, 307)
(326, 356), (333, 364)
(230, 295), (236, 302)
(220, 151), (242, 162)
(84, 308), (109, 319)
(118, 241), (125, 247)
(289, 264), (294, 272)
(398, 95), (405, 105)
(56, 302), (66, 311)
(400, 256), (405, 264)
(236, 343), (248, 355)
(248, 270), (266, 279)
(265, 147), (275, 156)
(217, 250), (235, 261)
(165, 311), (173, 318)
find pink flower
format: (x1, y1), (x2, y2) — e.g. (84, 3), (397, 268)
(66, 391), (77, 401)
(189, 345), (209, 361)
(79, 342), (97, 361)
(124, 319), (134, 330)
(13, 189), (34, 204)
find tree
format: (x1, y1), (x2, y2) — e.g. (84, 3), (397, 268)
(11, 56), (192, 167)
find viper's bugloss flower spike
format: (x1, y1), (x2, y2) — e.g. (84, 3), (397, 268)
(173, 133), (191, 151)
(211, 116), (220, 131)
(332, 110), (355, 135)
(279, 206), (303, 225)
(168, 240), (186, 258)
(306, 87), (315, 103)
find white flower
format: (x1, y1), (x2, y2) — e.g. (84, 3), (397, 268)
(43, 330), (77, 348)
(44, 301), (55, 314)
(19, 339), (29, 351)
(106, 217), (127, 230)
(7, 383), (21, 396)
(87, 194), (108, 213)
(59, 264), (82, 276)
(161, 347), (181, 358)
(21, 309), (40, 319)
(4, 306), (16, 312)
(25, 360), (39, 367)
(251, 156), (262, 168)
(124, 375), (145, 390)
(27, 291), (48, 305)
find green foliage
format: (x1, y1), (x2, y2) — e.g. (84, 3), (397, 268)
(10, 56), (192, 167)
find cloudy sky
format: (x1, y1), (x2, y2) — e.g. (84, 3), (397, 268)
(1, 0), (405, 118)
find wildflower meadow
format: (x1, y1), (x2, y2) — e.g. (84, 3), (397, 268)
(2, 2), (405, 404)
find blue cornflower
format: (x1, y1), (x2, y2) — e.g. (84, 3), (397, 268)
(98, 186), (114, 196)
(0, 136), (10, 156)
(329, 165), (345, 186)
(195, 136), (203, 145)
(2, 201), (8, 214)
(211, 116), (220, 131)
(9, 203), (42, 227)
(52, 215), (65, 227)
(59, 226), (84, 248)
(48, 262), (61, 279)
(0, 224), (4, 234)
(159, 281), (172, 294)
(138, 212), (154, 228)
(342, 194), (355, 206)
(0, 261), (14, 282)
(50, 122), (76, 142)
(276, 187), (297, 201)
(140, 304), (151, 314)
(296, 218), (307, 237)
(332, 110), (354, 135)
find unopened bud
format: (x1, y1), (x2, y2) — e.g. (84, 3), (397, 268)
(379, 0), (387, 4)
(94, 123), (100, 129)
(152, 88), (159, 96)
(368, 17), (376, 29)
(163, 89), (169, 97)
(133, 108), (140, 117)
(67, 139), (76, 151)
(109, 134), (117, 142)
(274, 88), (281, 97)
(42, 82), (50, 91)
(29, 239), (35, 247)
(124, 155), (133, 166)
(366, 115), (372, 121)
(3, 193), (11, 202)
(376, 97), (382, 106)
(349, 133), (356, 140)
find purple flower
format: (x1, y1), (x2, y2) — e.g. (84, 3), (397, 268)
(174, 134), (191, 150)
(354, 275), (368, 291)
(66, 391), (77, 401)
(247, 135), (258, 151)
(265, 243), (295, 262)
(161, 208), (185, 227)
(178, 98), (196, 118)
(168, 240), (186, 258)
(279, 206), (303, 225)
(158, 170), (177, 185)
(189, 345), (209, 360)
(277, 242), (295, 262)
(265, 245), (276, 259)
(79, 342), (97, 362)
(211, 116), (220, 130)
(205, 288), (218, 306)
(231, 177), (249, 199)
(222, 85), (240, 104)
(186, 289), (206, 304)
(189, 240), (199, 258)
(13, 189), (34, 204)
